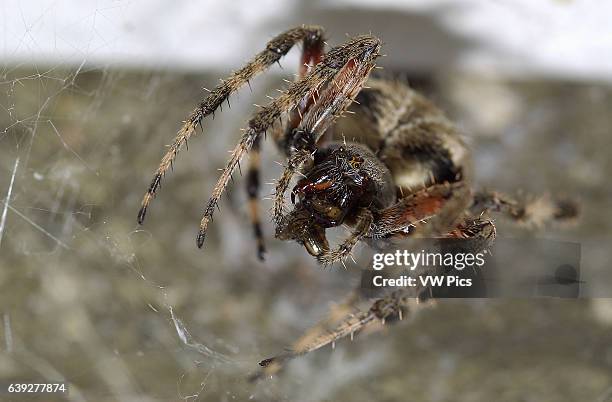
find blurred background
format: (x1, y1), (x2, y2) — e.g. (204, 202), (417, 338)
(1, 1), (612, 401)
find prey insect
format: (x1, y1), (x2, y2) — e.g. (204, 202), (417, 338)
(137, 25), (577, 377)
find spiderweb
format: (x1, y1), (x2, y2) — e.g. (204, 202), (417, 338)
(3, 2), (612, 401)
(0, 3), (380, 401)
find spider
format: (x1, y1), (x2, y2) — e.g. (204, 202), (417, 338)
(137, 25), (577, 377)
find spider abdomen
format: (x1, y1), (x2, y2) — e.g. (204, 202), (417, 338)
(334, 78), (471, 193)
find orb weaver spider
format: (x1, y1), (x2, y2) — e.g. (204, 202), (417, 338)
(137, 25), (577, 376)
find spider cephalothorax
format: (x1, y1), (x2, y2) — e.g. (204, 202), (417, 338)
(277, 143), (396, 257)
(292, 144), (396, 223)
(137, 25), (577, 377)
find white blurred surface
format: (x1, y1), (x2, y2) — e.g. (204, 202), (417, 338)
(2, 0), (611, 80)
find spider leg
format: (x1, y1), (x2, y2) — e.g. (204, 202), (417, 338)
(316, 209), (374, 266)
(446, 215), (497, 242)
(273, 149), (312, 226)
(274, 30), (326, 150)
(443, 215), (497, 270)
(246, 135), (267, 260)
(470, 190), (578, 227)
(197, 35), (382, 248)
(317, 182), (471, 266)
(263, 289), (361, 374)
(267, 217), (497, 375)
(273, 51), (379, 224)
(252, 289), (412, 380)
(246, 30), (327, 260)
(251, 216), (496, 380)
(137, 25), (326, 224)
(370, 182), (469, 238)
(255, 313), (376, 379)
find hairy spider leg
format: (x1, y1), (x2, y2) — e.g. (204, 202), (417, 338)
(137, 25), (325, 224)
(470, 190), (578, 228)
(370, 182), (471, 239)
(316, 208), (374, 266)
(273, 52), (379, 225)
(274, 31), (326, 151)
(253, 289), (413, 380)
(196, 35), (383, 248)
(314, 182), (468, 266)
(253, 301), (380, 380)
(246, 135), (267, 259)
(248, 290), (362, 381)
(253, 216), (495, 380)
(247, 30), (327, 260)
(273, 149), (313, 225)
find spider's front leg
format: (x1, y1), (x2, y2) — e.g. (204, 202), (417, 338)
(273, 47), (382, 226)
(247, 28), (327, 260)
(137, 25), (325, 225)
(196, 35), (382, 248)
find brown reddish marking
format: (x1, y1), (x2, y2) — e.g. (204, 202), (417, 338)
(299, 38), (324, 77)
(284, 38), (326, 134)
(298, 178), (332, 192)
(298, 56), (372, 138)
(311, 181), (332, 192)
(445, 228), (468, 239)
(292, 179), (333, 203)
(248, 198), (260, 220)
(380, 191), (448, 228)
(409, 193), (446, 219)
